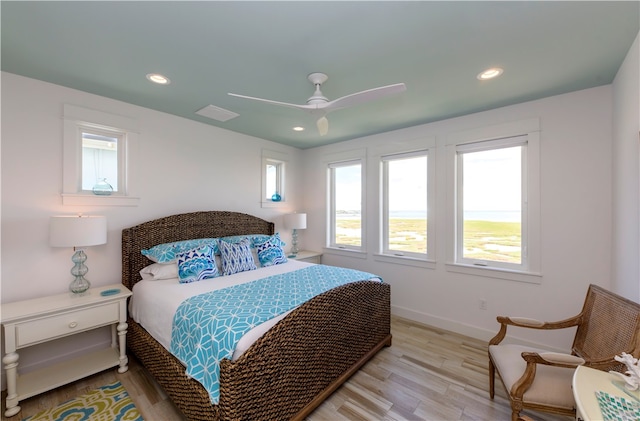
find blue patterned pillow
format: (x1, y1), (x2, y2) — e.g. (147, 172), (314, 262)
(255, 234), (288, 267)
(142, 238), (219, 263)
(176, 244), (219, 283)
(218, 238), (257, 276)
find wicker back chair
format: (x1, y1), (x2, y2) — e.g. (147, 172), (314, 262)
(488, 284), (640, 421)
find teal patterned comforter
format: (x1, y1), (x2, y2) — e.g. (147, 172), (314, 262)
(170, 265), (381, 404)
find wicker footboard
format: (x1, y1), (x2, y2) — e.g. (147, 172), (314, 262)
(127, 280), (391, 421)
(127, 318), (219, 420)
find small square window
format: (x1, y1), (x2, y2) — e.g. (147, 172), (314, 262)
(81, 130), (120, 193)
(62, 104), (139, 206)
(265, 161), (282, 201)
(261, 150), (288, 207)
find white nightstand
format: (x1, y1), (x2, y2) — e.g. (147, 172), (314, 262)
(1, 284), (132, 417)
(289, 250), (322, 264)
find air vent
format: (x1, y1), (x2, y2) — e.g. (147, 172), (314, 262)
(196, 105), (239, 122)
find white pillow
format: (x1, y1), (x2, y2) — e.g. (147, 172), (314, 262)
(215, 255), (223, 274)
(139, 262), (179, 281)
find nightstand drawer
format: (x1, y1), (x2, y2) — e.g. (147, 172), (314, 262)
(290, 251), (322, 264)
(15, 303), (119, 347)
(298, 255), (321, 264)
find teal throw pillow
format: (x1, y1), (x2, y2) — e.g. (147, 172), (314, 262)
(219, 234), (286, 249)
(142, 238), (219, 263)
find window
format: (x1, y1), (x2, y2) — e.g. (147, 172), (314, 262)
(62, 104), (139, 206)
(81, 130), (121, 193)
(382, 151), (430, 259)
(261, 149), (288, 207)
(445, 118), (541, 281)
(456, 136), (527, 270)
(328, 160), (364, 250)
(265, 162), (279, 199)
(264, 159), (284, 201)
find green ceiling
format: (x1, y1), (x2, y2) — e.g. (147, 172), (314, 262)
(2, 1), (638, 149)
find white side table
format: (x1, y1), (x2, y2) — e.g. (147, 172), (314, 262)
(289, 250), (322, 264)
(1, 284), (132, 417)
(572, 365), (638, 421)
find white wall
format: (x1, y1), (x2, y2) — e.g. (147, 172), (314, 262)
(1, 72), (303, 377)
(301, 85), (614, 351)
(612, 32), (640, 302)
(2, 47), (635, 383)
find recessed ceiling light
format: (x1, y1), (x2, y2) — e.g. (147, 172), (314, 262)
(477, 67), (504, 80)
(293, 126), (305, 132)
(146, 73), (171, 85)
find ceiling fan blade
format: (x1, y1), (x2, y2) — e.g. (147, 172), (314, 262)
(228, 93), (314, 111)
(229, 77), (405, 137)
(322, 83), (406, 111)
(317, 116), (329, 136)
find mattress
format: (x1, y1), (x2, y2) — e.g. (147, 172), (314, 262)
(129, 259), (315, 360)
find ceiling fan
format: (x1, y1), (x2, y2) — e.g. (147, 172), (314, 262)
(228, 73), (406, 136)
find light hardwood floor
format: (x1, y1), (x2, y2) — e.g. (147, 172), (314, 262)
(2, 316), (573, 421)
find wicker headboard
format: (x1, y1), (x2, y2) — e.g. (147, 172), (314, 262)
(121, 211), (275, 290)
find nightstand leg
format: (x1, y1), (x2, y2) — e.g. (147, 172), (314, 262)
(3, 351), (20, 417)
(117, 321), (128, 373)
(111, 324), (117, 347)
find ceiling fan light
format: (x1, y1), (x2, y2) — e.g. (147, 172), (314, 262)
(317, 116), (329, 136)
(477, 67), (503, 80)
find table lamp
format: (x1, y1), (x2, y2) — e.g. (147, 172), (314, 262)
(50, 215), (107, 294)
(284, 213), (307, 258)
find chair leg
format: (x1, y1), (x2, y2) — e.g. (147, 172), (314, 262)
(511, 400), (524, 421)
(489, 358), (495, 399)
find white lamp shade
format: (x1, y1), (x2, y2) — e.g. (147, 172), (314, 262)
(49, 215), (107, 247)
(284, 213), (307, 230)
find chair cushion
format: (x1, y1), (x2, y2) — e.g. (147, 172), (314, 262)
(489, 344), (576, 410)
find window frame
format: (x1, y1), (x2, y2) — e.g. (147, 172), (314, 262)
(62, 104), (139, 206)
(444, 118), (541, 283)
(261, 149), (288, 208)
(326, 155), (366, 254)
(380, 149), (433, 262)
(455, 136), (528, 270)
(80, 127), (124, 194)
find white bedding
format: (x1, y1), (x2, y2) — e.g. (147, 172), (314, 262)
(129, 259), (314, 361)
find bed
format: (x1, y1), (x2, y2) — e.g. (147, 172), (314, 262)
(121, 210), (391, 420)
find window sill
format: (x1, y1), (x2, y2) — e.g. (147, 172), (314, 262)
(322, 247), (367, 259)
(374, 253), (436, 269)
(62, 194), (140, 207)
(261, 200), (286, 208)
(445, 262), (541, 283)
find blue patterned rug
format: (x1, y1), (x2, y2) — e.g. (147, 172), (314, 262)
(22, 381), (143, 421)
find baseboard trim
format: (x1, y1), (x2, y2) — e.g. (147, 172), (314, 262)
(391, 305), (566, 353)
